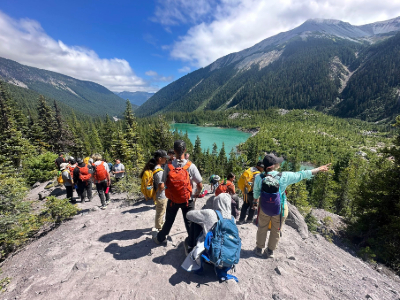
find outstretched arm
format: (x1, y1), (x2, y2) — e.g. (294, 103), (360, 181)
(311, 163), (331, 175)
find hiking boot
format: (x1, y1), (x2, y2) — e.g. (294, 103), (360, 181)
(254, 247), (263, 257)
(265, 248), (274, 258)
(152, 234), (166, 245)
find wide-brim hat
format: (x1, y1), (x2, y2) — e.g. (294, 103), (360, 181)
(60, 163), (69, 171)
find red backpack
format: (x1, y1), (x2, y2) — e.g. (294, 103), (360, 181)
(78, 164), (92, 182)
(165, 162), (192, 205)
(93, 162), (108, 181)
(215, 180), (233, 196)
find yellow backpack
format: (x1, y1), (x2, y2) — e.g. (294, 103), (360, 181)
(141, 168), (163, 201)
(238, 168), (260, 202)
(83, 157), (90, 165)
(57, 171), (64, 184)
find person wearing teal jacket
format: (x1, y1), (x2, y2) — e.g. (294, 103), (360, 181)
(253, 153), (331, 258)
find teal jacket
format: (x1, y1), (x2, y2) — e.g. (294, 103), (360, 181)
(253, 170), (313, 208)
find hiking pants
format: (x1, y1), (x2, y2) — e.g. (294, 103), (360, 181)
(65, 186), (74, 202)
(256, 204), (288, 251)
(96, 181), (110, 206)
(155, 198), (168, 230)
(157, 199), (195, 244)
(239, 192), (255, 222)
(78, 182), (92, 202)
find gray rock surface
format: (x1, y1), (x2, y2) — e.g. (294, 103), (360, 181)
(1, 185), (400, 299)
(285, 202), (309, 239)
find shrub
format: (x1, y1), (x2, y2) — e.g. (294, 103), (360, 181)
(323, 216), (333, 227)
(22, 152), (58, 185)
(113, 174), (141, 201)
(42, 196), (80, 224)
(304, 212), (318, 232)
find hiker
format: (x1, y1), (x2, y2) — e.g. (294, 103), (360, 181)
(60, 162), (75, 203)
(167, 149), (175, 164)
(73, 158), (93, 203)
(185, 153), (190, 160)
(152, 150), (169, 230)
(208, 174), (220, 194)
(113, 159), (125, 183)
(237, 161), (264, 225)
(91, 154), (111, 210)
(215, 173), (239, 218)
(55, 153), (65, 170)
(253, 153), (331, 258)
(153, 140), (203, 253)
(181, 193), (241, 282)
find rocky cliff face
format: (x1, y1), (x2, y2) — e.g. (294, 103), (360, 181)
(1, 184), (399, 299)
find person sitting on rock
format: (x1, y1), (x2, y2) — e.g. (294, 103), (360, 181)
(253, 153), (331, 258)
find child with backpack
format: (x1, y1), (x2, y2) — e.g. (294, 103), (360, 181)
(253, 153), (331, 258)
(208, 175), (220, 193)
(237, 161), (264, 225)
(181, 193), (241, 282)
(215, 173), (240, 218)
(140, 150), (170, 230)
(153, 140), (203, 251)
(91, 154), (111, 210)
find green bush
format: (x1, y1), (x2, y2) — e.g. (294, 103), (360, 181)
(304, 212), (318, 232)
(42, 196), (80, 224)
(23, 152), (58, 185)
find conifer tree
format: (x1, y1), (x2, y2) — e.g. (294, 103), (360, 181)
(149, 115), (173, 152)
(36, 95), (56, 150)
(310, 169), (337, 211)
(53, 100), (74, 153)
(89, 123), (103, 154)
(101, 115), (116, 153)
(193, 136), (203, 167)
(123, 100), (143, 171)
(286, 181), (309, 212)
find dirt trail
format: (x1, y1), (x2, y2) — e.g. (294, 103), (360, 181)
(1, 186), (400, 300)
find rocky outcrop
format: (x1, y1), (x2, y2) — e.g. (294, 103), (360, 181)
(286, 202), (309, 239)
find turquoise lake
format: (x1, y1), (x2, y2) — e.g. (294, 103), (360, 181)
(170, 123), (251, 153)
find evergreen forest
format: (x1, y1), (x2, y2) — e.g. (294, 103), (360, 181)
(1, 80), (400, 276)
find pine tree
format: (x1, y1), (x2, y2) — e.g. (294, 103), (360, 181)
(89, 123), (103, 154)
(53, 100), (74, 153)
(36, 95), (56, 151)
(286, 181), (309, 213)
(149, 115), (173, 152)
(193, 135), (203, 168)
(123, 100), (143, 172)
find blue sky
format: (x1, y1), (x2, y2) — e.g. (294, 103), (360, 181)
(1, 0), (400, 93)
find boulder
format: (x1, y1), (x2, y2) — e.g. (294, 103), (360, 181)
(285, 202), (309, 239)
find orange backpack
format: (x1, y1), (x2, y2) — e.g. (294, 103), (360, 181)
(68, 164), (76, 177)
(165, 162), (192, 205)
(215, 180), (233, 196)
(93, 162), (108, 181)
(78, 164), (92, 182)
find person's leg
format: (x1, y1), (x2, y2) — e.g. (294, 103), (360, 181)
(182, 200), (195, 234)
(154, 198), (168, 230)
(187, 222), (203, 250)
(239, 198), (250, 222)
(66, 186), (73, 202)
(96, 183), (106, 206)
(267, 205), (289, 250)
(87, 182), (92, 201)
(157, 200), (179, 242)
(256, 210), (272, 249)
(246, 193), (255, 221)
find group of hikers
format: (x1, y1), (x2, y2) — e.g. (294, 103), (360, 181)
(55, 153), (125, 209)
(140, 139), (331, 282)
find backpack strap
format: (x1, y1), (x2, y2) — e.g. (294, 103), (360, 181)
(215, 210), (223, 220)
(153, 168), (163, 175)
(167, 163), (174, 171)
(183, 161), (192, 170)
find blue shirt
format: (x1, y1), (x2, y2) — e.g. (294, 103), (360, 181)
(253, 170), (313, 207)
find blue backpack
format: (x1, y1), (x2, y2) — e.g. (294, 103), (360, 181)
(202, 210), (241, 282)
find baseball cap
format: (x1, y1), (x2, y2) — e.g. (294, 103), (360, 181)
(77, 158), (83, 164)
(256, 161), (264, 168)
(154, 149), (169, 159)
(263, 153), (284, 168)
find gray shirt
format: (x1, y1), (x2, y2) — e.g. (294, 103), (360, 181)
(114, 163), (125, 178)
(162, 159), (202, 196)
(153, 166), (166, 200)
(62, 170), (72, 187)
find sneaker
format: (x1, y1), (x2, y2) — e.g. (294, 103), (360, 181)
(254, 247), (263, 257)
(100, 205), (107, 210)
(265, 248), (274, 258)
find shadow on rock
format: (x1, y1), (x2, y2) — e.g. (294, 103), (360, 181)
(99, 228), (152, 243)
(240, 248), (258, 259)
(121, 205), (154, 214)
(152, 243), (216, 287)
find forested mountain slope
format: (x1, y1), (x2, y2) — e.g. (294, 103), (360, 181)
(115, 91), (154, 106)
(136, 17), (400, 121)
(0, 57), (127, 117)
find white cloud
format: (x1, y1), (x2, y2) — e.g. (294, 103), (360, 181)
(154, 0), (400, 67)
(0, 11), (154, 92)
(145, 70), (174, 82)
(178, 66), (191, 73)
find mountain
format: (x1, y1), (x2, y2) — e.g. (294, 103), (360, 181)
(115, 91), (155, 106)
(136, 17), (400, 121)
(0, 57), (127, 117)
